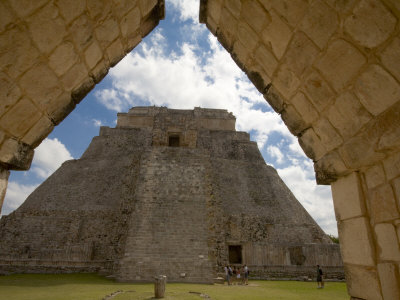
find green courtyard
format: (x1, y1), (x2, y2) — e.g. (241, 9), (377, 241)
(0, 273), (348, 300)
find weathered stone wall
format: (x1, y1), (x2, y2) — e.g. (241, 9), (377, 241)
(200, 1), (400, 298)
(0, 126), (154, 274)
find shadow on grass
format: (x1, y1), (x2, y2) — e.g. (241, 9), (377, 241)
(0, 273), (138, 287)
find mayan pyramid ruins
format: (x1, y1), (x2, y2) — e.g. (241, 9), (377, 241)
(0, 107), (343, 282)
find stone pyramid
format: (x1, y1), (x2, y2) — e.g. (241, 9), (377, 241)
(0, 107), (343, 282)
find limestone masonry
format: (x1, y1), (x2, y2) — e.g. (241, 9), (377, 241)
(0, 107), (343, 282)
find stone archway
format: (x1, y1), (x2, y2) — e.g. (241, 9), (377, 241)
(1, 0), (400, 299)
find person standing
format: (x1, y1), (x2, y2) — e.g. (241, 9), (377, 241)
(244, 264), (249, 285)
(224, 265), (229, 285)
(228, 265), (233, 285)
(317, 265), (324, 289)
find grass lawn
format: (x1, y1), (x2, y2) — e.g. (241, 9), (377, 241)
(0, 273), (348, 300)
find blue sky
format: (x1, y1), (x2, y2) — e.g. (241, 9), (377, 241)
(1, 0), (337, 235)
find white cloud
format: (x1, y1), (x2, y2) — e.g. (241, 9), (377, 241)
(1, 182), (38, 216)
(168, 0), (199, 22)
(92, 119), (102, 127)
(277, 165), (337, 235)
(96, 31), (290, 149)
(267, 145), (284, 164)
(31, 138), (73, 179)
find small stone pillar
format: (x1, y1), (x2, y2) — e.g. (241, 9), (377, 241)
(0, 167), (10, 214)
(154, 275), (166, 298)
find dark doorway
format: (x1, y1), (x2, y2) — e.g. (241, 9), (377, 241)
(228, 245), (242, 264)
(169, 135), (180, 147)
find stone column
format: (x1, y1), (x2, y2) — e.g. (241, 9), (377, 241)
(0, 166), (10, 214)
(332, 164), (400, 300)
(154, 275), (166, 298)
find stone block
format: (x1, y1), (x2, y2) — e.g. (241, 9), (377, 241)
(316, 39), (366, 92)
(375, 223), (400, 261)
(27, 2), (67, 54)
(298, 128), (327, 161)
(69, 15), (94, 49)
(87, 0), (112, 22)
(345, 265), (382, 300)
(254, 45), (278, 77)
(367, 101), (400, 152)
(225, 0), (241, 18)
(0, 27), (40, 79)
(314, 150), (347, 184)
(338, 217), (375, 266)
(205, 16), (218, 35)
(0, 138), (34, 170)
(56, 0), (86, 24)
(21, 115), (54, 148)
(237, 21), (259, 54)
(95, 17), (121, 48)
(339, 135), (385, 169)
(207, 0), (223, 23)
(232, 41), (250, 69)
(90, 61), (108, 84)
(261, 10), (292, 60)
(241, 0), (271, 33)
(71, 78), (95, 104)
(324, 0), (358, 13)
(364, 164), (386, 190)
(0, 1), (14, 33)
(19, 64), (62, 111)
(120, 7), (141, 39)
(281, 105), (307, 136)
(369, 184), (399, 224)
(45, 92), (76, 125)
(300, 0), (338, 49)
(0, 72), (22, 115)
(112, 0), (139, 19)
(283, 32), (319, 77)
(313, 118), (343, 152)
(8, 0), (48, 18)
(0, 166), (10, 214)
(123, 34), (141, 54)
(49, 42), (79, 77)
(331, 172), (365, 221)
(304, 71), (335, 113)
(268, 0), (308, 28)
(377, 263), (400, 300)
(327, 91), (371, 140)
(61, 63), (89, 92)
(85, 41), (103, 70)
(0, 98), (41, 138)
(272, 64), (301, 99)
(139, 0), (157, 18)
(106, 39), (125, 67)
(381, 36), (400, 83)
(218, 7), (237, 50)
(264, 85), (284, 114)
(392, 177), (400, 210)
(355, 64), (400, 116)
(344, 0), (396, 48)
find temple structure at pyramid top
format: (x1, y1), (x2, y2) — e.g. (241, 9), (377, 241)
(0, 106), (343, 282)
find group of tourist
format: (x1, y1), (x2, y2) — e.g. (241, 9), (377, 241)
(223, 264), (325, 288)
(224, 265), (249, 285)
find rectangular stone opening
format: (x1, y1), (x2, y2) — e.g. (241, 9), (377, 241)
(228, 245), (242, 264)
(169, 135), (180, 147)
